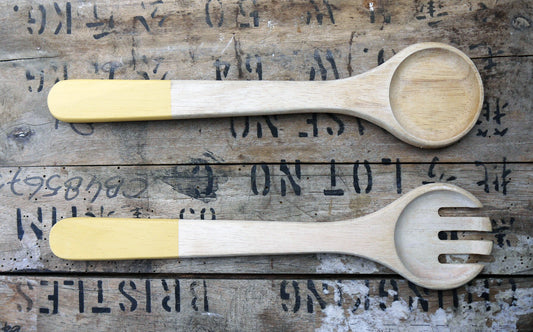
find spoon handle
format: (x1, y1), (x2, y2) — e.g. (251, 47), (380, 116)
(47, 78), (387, 123)
(49, 216), (390, 260)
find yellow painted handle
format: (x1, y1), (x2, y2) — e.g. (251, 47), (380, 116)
(48, 80), (172, 122)
(49, 217), (179, 260)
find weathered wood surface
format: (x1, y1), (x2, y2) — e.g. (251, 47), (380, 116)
(0, 0), (531, 165)
(0, 276), (532, 331)
(0, 163), (530, 275)
(1, 0), (532, 330)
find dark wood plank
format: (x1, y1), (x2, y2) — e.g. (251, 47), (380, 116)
(1, 276), (531, 331)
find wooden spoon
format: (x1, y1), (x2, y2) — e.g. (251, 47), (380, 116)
(49, 183), (492, 290)
(48, 42), (483, 148)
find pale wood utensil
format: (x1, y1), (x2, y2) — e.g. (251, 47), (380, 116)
(48, 42), (483, 148)
(49, 183), (492, 289)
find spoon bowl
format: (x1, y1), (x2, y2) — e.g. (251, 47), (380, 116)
(387, 44), (483, 147)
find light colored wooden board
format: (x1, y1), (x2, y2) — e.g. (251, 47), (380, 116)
(0, 276), (531, 331)
(0, 163), (530, 275)
(0, 1), (531, 165)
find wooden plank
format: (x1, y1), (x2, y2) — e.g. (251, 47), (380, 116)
(0, 1), (531, 165)
(2, 56), (531, 164)
(1, 163), (530, 275)
(2, 0), (531, 61)
(0, 276), (531, 331)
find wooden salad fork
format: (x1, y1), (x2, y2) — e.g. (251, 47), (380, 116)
(47, 42), (483, 148)
(49, 183), (492, 289)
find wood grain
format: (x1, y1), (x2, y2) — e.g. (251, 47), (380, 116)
(1, 0), (532, 329)
(0, 1), (531, 165)
(0, 276), (531, 331)
(0, 164), (530, 275)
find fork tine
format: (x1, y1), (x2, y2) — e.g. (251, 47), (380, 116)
(438, 240), (493, 255)
(438, 217), (492, 232)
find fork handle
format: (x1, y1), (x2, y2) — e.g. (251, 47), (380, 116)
(49, 217), (386, 260)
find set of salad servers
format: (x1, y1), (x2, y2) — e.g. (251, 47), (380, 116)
(47, 42), (492, 290)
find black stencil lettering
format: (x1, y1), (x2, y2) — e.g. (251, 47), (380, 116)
(326, 114), (344, 136)
(145, 280), (152, 313)
(324, 159), (344, 196)
(190, 281), (199, 311)
(238, 0), (259, 28)
(280, 160), (301, 196)
(377, 49), (385, 65)
(16, 208), (24, 240)
(352, 297), (361, 313)
(214, 59), (230, 80)
(162, 280), (180, 312)
(353, 160), (372, 193)
(91, 280), (111, 313)
(395, 161), (402, 193)
(203, 281), (209, 312)
(509, 279), (517, 306)
(200, 207), (217, 220)
(78, 281), (84, 313)
(39, 280), (58, 314)
(251, 164), (270, 195)
(306, 0), (335, 25)
(379, 280), (387, 310)
(245, 54), (262, 79)
(280, 281), (290, 312)
(205, 0), (224, 27)
(500, 157), (511, 196)
(364, 280), (370, 310)
(325, 49), (339, 79)
(134, 16), (150, 32)
(179, 208), (195, 219)
(475, 161), (490, 193)
(437, 290), (443, 308)
(482, 279), (491, 311)
(280, 280), (301, 313)
(407, 282), (429, 312)
(15, 281), (34, 313)
(119, 281), (138, 312)
(356, 118), (365, 135)
(66, 2), (72, 33)
(300, 114), (318, 137)
(30, 207), (43, 240)
(306, 280), (327, 313)
(312, 49), (327, 80)
(31, 5), (46, 35)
